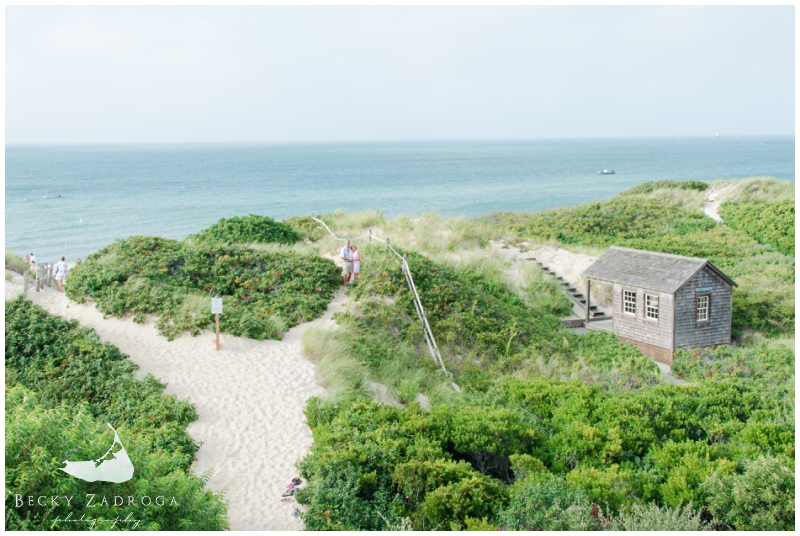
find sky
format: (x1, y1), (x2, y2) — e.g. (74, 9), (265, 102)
(4, 5), (795, 144)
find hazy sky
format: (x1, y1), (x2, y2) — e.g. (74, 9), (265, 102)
(5, 5), (795, 144)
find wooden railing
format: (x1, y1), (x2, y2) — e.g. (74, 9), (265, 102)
(310, 216), (461, 393)
(5, 262), (57, 294)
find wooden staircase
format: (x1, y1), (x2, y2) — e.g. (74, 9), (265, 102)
(527, 258), (610, 321)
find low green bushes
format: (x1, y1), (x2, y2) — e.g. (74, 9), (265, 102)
(702, 455), (795, 530)
(479, 181), (795, 337)
(295, 179), (794, 531)
(603, 502), (709, 531)
(318, 243), (658, 401)
(5, 298), (198, 458)
(499, 474), (598, 530)
(720, 200), (795, 256)
(297, 373), (794, 530)
(191, 214), (301, 245)
(5, 298), (228, 530)
(65, 235), (340, 340)
(285, 215), (326, 242)
(672, 339), (795, 407)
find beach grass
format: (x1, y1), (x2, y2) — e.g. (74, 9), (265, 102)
(718, 176), (795, 203)
(477, 178), (795, 338)
(6, 173), (794, 532)
(5, 250), (28, 273)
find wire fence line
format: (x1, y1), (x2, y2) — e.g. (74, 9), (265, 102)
(310, 217), (461, 393)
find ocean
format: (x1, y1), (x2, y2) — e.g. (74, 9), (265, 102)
(5, 137), (794, 262)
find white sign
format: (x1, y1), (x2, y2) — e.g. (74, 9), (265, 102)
(211, 298), (223, 314)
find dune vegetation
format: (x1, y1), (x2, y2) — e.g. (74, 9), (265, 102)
(64, 216), (341, 341)
(5, 298), (229, 530)
(720, 199), (794, 256)
(479, 178), (795, 337)
(290, 177), (794, 530)
(5, 177), (794, 531)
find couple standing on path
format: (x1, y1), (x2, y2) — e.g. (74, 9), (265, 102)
(339, 239), (361, 286)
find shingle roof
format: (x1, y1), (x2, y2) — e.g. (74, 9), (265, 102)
(581, 246), (736, 293)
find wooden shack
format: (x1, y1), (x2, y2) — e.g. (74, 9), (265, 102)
(581, 246), (737, 365)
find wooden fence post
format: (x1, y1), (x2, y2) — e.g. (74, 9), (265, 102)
(585, 280), (591, 324)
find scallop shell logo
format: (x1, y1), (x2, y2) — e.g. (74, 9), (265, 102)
(60, 424), (134, 483)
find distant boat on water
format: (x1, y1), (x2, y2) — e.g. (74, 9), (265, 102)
(598, 169), (616, 175)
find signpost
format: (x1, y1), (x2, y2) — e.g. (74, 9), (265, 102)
(211, 298), (223, 350)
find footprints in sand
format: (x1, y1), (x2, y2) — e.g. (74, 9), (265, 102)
(8, 279), (348, 530)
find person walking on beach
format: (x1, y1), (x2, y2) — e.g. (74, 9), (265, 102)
(351, 245), (361, 282)
(54, 257), (68, 293)
(340, 240), (353, 285)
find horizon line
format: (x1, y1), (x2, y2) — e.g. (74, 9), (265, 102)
(6, 134), (795, 148)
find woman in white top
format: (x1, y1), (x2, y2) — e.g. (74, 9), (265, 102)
(54, 257), (69, 293)
(351, 245), (361, 281)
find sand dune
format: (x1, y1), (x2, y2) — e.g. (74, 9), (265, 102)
(5, 270), (345, 530)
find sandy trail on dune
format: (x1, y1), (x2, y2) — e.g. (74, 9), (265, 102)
(6, 270), (346, 530)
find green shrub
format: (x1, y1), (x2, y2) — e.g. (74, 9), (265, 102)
(65, 236), (340, 340)
(499, 474), (599, 531)
(298, 396), (530, 530)
(5, 298), (198, 459)
(298, 367), (794, 531)
(479, 184), (794, 336)
(603, 501), (709, 531)
(702, 455), (795, 530)
(672, 339), (794, 406)
(393, 459), (478, 504)
(285, 215), (326, 242)
(720, 200), (795, 256)
(418, 475), (507, 530)
(333, 243), (657, 395)
(566, 465), (640, 512)
(192, 214), (301, 245)
(5, 300), (228, 530)
(6, 387), (228, 530)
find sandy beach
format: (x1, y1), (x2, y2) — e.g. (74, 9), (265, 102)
(5, 270), (345, 530)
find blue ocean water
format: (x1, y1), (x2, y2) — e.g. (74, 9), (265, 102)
(5, 137), (794, 263)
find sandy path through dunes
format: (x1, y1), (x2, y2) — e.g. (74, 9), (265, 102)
(703, 182), (737, 223)
(5, 271), (346, 530)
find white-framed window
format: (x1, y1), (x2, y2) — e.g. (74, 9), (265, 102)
(696, 294), (710, 322)
(623, 289), (636, 315)
(646, 294), (659, 320)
